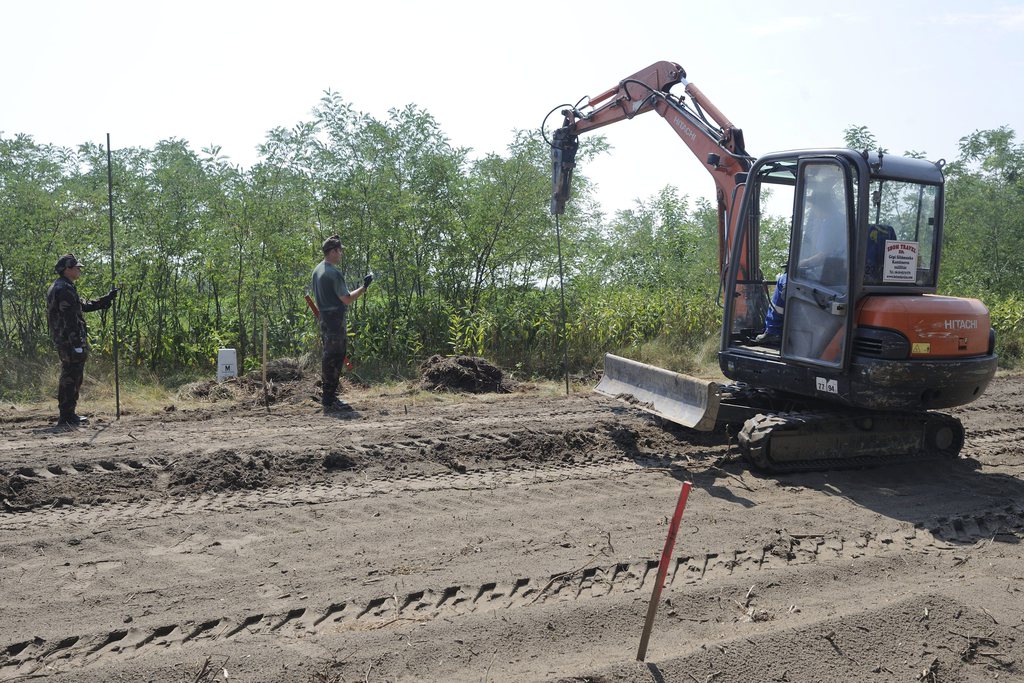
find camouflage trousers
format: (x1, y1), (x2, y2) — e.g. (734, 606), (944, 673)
(56, 346), (87, 418)
(320, 309), (347, 403)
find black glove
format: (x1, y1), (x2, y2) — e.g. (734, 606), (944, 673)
(108, 287), (119, 300)
(363, 274), (374, 289)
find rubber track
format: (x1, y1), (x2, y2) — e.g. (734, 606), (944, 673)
(739, 410), (964, 473)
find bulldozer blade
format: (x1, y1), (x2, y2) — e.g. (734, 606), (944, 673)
(595, 353), (721, 431)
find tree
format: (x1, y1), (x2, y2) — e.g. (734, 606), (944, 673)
(843, 125), (885, 153)
(943, 126), (1024, 297)
(0, 134), (82, 356)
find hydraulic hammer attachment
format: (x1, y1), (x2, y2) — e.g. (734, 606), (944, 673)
(595, 354), (722, 431)
(550, 123), (579, 215)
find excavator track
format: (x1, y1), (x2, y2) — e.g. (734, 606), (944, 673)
(738, 410), (964, 473)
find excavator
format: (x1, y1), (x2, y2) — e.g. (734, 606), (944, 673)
(547, 60), (998, 472)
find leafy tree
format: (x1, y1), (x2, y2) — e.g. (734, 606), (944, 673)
(5, 111), (1023, 400)
(0, 134), (83, 356)
(843, 125), (885, 153)
(943, 126), (1024, 297)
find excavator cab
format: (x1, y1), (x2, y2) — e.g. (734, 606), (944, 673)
(725, 154), (856, 368)
(721, 149), (996, 413)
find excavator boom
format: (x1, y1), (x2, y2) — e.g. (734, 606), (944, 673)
(550, 61), (751, 274)
(549, 61), (755, 434)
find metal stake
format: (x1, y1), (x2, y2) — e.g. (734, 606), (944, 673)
(106, 133), (120, 419)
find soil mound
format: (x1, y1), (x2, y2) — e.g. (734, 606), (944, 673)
(176, 358), (312, 406)
(177, 379), (237, 402)
(419, 354), (513, 394)
(256, 357), (303, 382)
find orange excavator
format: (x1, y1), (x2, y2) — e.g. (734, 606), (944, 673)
(548, 61), (997, 471)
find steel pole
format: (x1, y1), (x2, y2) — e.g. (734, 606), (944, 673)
(554, 214), (570, 396)
(106, 134), (120, 419)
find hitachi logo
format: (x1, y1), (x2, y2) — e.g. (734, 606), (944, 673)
(672, 116), (698, 142)
(944, 319), (978, 330)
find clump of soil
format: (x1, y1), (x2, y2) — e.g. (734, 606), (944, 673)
(176, 358), (315, 406)
(0, 471), (20, 509)
(419, 355), (514, 394)
(168, 449), (287, 493)
(177, 380), (238, 402)
(246, 357), (303, 383)
(166, 447), (365, 494)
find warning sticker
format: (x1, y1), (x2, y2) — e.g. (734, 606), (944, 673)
(883, 241), (919, 283)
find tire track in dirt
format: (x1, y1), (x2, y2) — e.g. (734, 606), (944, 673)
(2, 419), (1016, 487)
(962, 425), (1024, 451)
(0, 410), (723, 527)
(1, 427), (563, 483)
(956, 398), (1024, 414)
(5, 504), (1021, 680)
(960, 425), (1024, 468)
(2, 457), (169, 481)
(963, 422), (1024, 439)
(2, 418), (1017, 531)
(0, 453), (669, 531)
(1, 415), (657, 479)
(0, 404), (621, 444)
(578, 593), (1020, 682)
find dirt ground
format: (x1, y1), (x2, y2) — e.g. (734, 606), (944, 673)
(1, 362), (1022, 682)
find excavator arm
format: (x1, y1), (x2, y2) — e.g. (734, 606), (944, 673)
(549, 60), (753, 274)
(548, 60), (759, 431)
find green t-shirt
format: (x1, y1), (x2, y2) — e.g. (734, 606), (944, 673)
(311, 260), (350, 313)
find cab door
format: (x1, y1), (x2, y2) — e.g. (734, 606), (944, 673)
(781, 159), (854, 369)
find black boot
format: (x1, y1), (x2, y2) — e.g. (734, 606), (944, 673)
(322, 398), (352, 412)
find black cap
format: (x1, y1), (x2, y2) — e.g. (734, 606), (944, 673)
(322, 235), (342, 254)
(55, 254), (82, 274)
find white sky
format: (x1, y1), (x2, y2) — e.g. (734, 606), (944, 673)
(3, 0), (1023, 215)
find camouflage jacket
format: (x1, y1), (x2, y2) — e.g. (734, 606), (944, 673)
(46, 276), (112, 349)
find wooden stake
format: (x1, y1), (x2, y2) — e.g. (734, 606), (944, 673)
(262, 318), (269, 414)
(637, 480), (693, 661)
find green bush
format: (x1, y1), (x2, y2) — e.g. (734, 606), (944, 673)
(989, 295), (1024, 366)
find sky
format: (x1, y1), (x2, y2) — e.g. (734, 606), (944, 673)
(4, 0), (1024, 215)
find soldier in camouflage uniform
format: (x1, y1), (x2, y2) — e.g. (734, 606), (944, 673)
(46, 254), (117, 428)
(311, 235), (372, 411)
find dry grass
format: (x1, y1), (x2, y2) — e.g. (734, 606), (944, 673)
(1, 357), (209, 416)
(1, 351), (596, 418)
(611, 333), (727, 382)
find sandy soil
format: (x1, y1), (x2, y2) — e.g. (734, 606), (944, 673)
(1, 368), (1022, 682)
